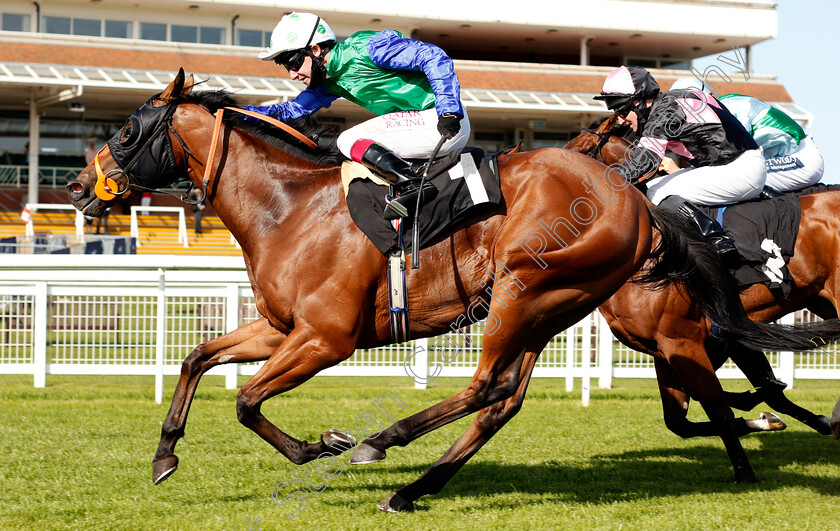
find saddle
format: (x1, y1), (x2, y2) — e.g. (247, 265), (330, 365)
(702, 184), (840, 298)
(342, 146), (509, 255)
(342, 145), (515, 344)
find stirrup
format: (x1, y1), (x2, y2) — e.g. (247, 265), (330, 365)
(383, 181), (438, 220)
(758, 186), (783, 200)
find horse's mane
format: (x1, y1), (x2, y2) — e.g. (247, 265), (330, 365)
(185, 89), (345, 166)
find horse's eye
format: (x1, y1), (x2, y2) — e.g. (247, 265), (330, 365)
(120, 117), (142, 146)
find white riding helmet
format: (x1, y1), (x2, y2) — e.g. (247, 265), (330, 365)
(670, 77), (713, 94)
(258, 12), (336, 62)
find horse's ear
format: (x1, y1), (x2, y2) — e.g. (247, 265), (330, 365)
(160, 68), (186, 101)
(182, 74), (195, 96)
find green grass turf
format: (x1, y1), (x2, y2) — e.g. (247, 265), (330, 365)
(0, 375), (838, 530)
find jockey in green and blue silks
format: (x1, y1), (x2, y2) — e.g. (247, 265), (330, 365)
(242, 12), (470, 218)
(671, 79), (824, 193)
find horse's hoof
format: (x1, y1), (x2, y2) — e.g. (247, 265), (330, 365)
(377, 492), (414, 513)
(349, 442), (386, 465)
(321, 429), (357, 453)
(152, 455), (179, 485)
(760, 412), (786, 431)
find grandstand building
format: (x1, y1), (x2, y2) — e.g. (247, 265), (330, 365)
(0, 0), (808, 252)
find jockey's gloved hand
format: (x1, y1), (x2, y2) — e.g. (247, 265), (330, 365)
(437, 113), (463, 139)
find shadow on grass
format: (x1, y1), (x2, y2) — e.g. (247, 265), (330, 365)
(323, 430), (840, 508)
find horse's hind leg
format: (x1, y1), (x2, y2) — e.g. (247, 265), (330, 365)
(378, 350), (540, 512)
(655, 358), (781, 437)
(153, 318), (285, 484)
(663, 345), (756, 482)
(727, 343), (832, 435)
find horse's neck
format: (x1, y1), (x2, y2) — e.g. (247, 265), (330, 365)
(195, 130), (340, 251)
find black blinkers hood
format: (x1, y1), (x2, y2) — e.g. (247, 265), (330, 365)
(106, 94), (181, 190)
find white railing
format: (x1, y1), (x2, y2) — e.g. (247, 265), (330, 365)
(0, 166), (83, 188)
(24, 202), (86, 242)
(1, 256), (836, 403)
(130, 206), (188, 248)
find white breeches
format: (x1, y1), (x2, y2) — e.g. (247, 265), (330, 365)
(646, 148), (767, 206)
(764, 136), (824, 192)
(336, 107), (470, 160)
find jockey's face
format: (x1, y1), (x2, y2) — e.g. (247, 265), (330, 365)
(617, 109), (639, 132)
(287, 45), (325, 87)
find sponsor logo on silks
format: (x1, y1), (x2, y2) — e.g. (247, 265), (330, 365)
(765, 155), (804, 173)
(317, 24), (326, 35)
(287, 32), (298, 44)
(289, 13), (300, 20)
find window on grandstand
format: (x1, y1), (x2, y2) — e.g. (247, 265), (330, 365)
(140, 22), (167, 41)
(237, 29), (264, 47)
(2, 13), (31, 32)
(172, 24), (198, 43)
(105, 20), (131, 39)
(44, 16), (71, 34)
(73, 18), (101, 36)
(627, 57), (690, 70)
(200, 27), (224, 44)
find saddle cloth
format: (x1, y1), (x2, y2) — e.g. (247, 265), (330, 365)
(343, 147), (503, 255)
(703, 184), (839, 298)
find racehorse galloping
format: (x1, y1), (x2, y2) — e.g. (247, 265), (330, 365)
(65, 70), (839, 512)
(564, 115), (839, 439)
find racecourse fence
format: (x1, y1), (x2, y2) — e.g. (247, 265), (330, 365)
(1, 255), (839, 403)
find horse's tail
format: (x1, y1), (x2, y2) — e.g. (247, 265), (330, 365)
(637, 204), (840, 352)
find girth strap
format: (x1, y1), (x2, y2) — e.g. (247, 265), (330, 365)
(387, 250), (410, 343)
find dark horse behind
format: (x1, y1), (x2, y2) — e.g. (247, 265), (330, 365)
(66, 70), (840, 512)
(564, 115), (840, 443)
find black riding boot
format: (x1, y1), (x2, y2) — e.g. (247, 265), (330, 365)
(676, 200), (740, 267)
(358, 142), (438, 219)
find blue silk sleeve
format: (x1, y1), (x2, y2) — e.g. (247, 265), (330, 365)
(241, 85), (339, 122)
(366, 30), (464, 116)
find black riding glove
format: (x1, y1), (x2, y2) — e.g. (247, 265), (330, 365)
(437, 113), (463, 139)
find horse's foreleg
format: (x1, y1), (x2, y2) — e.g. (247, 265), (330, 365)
(378, 351), (540, 512)
(663, 346), (756, 483)
(235, 325), (356, 465)
(655, 358), (720, 438)
(153, 318), (285, 484)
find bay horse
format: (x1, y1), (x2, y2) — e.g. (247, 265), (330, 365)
(65, 70), (840, 512)
(563, 114), (839, 440)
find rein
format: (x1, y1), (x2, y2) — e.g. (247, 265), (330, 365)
(581, 126), (614, 163)
(93, 102), (318, 203)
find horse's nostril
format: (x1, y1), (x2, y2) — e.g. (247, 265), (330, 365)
(67, 182), (84, 196)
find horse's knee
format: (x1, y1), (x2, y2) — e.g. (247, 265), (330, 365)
(181, 343), (212, 375)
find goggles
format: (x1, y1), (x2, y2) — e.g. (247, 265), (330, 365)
(275, 50), (307, 72)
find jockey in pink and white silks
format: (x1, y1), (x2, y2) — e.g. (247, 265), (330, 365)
(595, 65), (766, 265)
(241, 12), (469, 218)
(671, 78), (824, 194)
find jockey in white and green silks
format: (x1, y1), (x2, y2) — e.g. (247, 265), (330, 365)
(670, 78), (824, 193)
(718, 94), (823, 192)
(241, 12), (470, 218)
